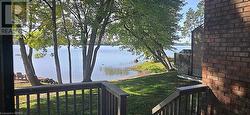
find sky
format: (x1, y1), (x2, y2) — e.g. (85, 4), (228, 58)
(178, 0), (200, 43)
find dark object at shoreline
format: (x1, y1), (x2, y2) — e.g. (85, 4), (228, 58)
(14, 72), (27, 80)
(40, 78), (58, 84)
(134, 59), (139, 63)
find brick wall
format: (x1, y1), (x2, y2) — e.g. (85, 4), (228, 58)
(203, 0), (250, 114)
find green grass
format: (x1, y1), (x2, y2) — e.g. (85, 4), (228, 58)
(113, 71), (198, 115)
(15, 71), (199, 115)
(131, 61), (166, 73)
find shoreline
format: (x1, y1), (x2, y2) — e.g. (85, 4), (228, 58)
(14, 61), (164, 85)
(111, 71), (167, 82)
(14, 70), (158, 88)
(14, 71), (151, 84)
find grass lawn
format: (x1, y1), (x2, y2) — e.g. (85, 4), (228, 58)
(113, 71), (198, 115)
(15, 71), (198, 115)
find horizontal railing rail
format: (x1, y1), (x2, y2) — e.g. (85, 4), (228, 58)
(15, 81), (103, 95)
(152, 84), (209, 115)
(14, 81), (128, 115)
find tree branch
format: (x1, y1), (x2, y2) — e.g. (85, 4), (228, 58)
(42, 0), (52, 9)
(90, 12), (111, 72)
(124, 24), (170, 70)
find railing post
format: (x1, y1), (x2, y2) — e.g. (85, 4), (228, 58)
(100, 88), (107, 115)
(118, 95), (127, 115)
(0, 0), (14, 112)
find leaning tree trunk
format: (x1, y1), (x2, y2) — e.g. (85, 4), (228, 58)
(160, 48), (173, 70)
(52, 0), (63, 84)
(151, 39), (173, 70)
(19, 37), (41, 86)
(89, 12), (111, 77)
(28, 46), (37, 74)
(155, 50), (172, 70)
(124, 24), (171, 70)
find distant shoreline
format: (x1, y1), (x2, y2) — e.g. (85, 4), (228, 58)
(12, 44), (191, 47)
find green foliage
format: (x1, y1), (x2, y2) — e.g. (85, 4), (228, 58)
(108, 0), (183, 58)
(18, 0), (78, 59)
(24, 30), (51, 50)
(34, 53), (46, 58)
(132, 61), (166, 73)
(181, 0), (204, 38)
(33, 48), (47, 59)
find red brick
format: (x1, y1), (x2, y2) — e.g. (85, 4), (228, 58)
(203, 0), (250, 114)
(243, 6), (250, 11)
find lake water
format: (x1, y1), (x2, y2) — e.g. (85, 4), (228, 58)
(14, 45), (190, 83)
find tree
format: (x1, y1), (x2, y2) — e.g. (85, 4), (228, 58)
(17, 0), (183, 83)
(108, 0), (183, 70)
(182, 0), (204, 38)
(13, 1), (44, 86)
(21, 0), (75, 84)
(65, 0), (115, 82)
(83, 0), (115, 81)
(71, 0), (88, 82)
(18, 36), (41, 86)
(59, 0), (73, 83)
(42, 0), (63, 84)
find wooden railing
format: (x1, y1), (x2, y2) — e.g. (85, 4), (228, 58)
(14, 81), (128, 115)
(152, 84), (209, 115)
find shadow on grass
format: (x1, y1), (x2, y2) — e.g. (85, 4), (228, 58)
(113, 71), (199, 115)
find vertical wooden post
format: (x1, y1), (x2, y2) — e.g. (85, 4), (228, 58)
(100, 88), (106, 115)
(118, 95), (127, 115)
(97, 88), (100, 115)
(0, 35), (14, 113)
(177, 97), (180, 115)
(0, 0), (14, 113)
(191, 30), (194, 76)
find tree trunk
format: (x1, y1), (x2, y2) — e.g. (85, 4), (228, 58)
(160, 49), (173, 70)
(83, 0), (113, 82)
(73, 0), (113, 82)
(52, 0), (63, 84)
(151, 39), (173, 70)
(90, 13), (111, 76)
(67, 42), (72, 83)
(84, 26), (98, 82)
(155, 50), (171, 70)
(124, 24), (171, 70)
(60, 0), (72, 83)
(27, 47), (37, 75)
(19, 37), (41, 86)
(27, 8), (37, 77)
(73, 1), (87, 82)
(28, 46), (33, 64)
(142, 31), (173, 70)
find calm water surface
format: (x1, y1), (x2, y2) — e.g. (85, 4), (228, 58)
(14, 45), (190, 83)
